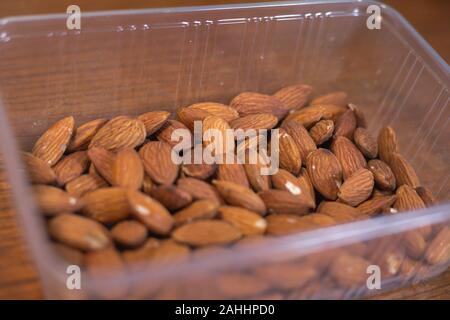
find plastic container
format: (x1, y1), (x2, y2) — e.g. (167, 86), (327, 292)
(0, 0), (448, 299)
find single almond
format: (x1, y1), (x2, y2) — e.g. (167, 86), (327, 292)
(150, 240), (190, 264)
(147, 185), (192, 211)
(82, 187), (130, 223)
(255, 262), (317, 290)
(188, 102), (239, 122)
(84, 247), (125, 276)
(317, 201), (360, 223)
(348, 103), (368, 128)
(172, 220), (242, 247)
(329, 253), (371, 287)
(173, 200), (219, 226)
(213, 180), (266, 215)
(259, 189), (314, 215)
(87, 147), (116, 184)
(306, 148), (342, 200)
(282, 106), (323, 128)
(89, 116), (146, 151)
(378, 126), (399, 164)
(48, 213), (111, 251)
(334, 109), (356, 139)
(32, 116), (75, 166)
(354, 127), (378, 159)
(127, 190), (174, 235)
(331, 136), (367, 180)
(216, 161), (250, 188)
(298, 168), (316, 206)
(389, 152), (420, 188)
(310, 91), (348, 107)
(219, 206), (267, 236)
(182, 148), (217, 180)
(230, 92), (287, 119)
(156, 119), (192, 149)
(139, 141), (179, 185)
(271, 169), (315, 208)
(230, 113), (278, 131)
(368, 159), (396, 191)
(415, 186), (436, 207)
(202, 116), (233, 155)
(68, 118), (108, 152)
(357, 195), (397, 216)
(111, 220), (147, 248)
(177, 177), (223, 204)
(273, 84), (313, 111)
(243, 154), (271, 192)
(338, 168), (374, 207)
(21, 152), (57, 185)
(424, 227), (450, 265)
(177, 107), (211, 131)
(278, 128), (302, 175)
(309, 120), (334, 145)
(137, 111), (171, 136)
(53, 151), (90, 186)
(122, 238), (160, 268)
(33, 185), (82, 216)
(394, 185), (425, 212)
(403, 230), (427, 259)
(66, 174), (108, 197)
(281, 120), (317, 163)
(112, 148), (144, 190)
(266, 214), (315, 236)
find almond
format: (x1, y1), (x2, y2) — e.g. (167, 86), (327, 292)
(219, 206), (267, 236)
(111, 220), (147, 248)
(66, 174), (108, 197)
(348, 103), (368, 128)
(122, 238), (161, 267)
(271, 169), (315, 208)
(53, 151), (90, 186)
(255, 262), (317, 290)
(338, 168), (374, 206)
(202, 116), (233, 156)
(266, 214), (315, 236)
(21, 152), (57, 185)
(306, 148), (342, 200)
(172, 220), (242, 247)
(394, 185), (425, 212)
(139, 141), (179, 185)
(354, 127), (378, 159)
(329, 253), (371, 287)
(310, 91), (348, 107)
(273, 84), (313, 111)
(282, 106), (322, 128)
(112, 148), (143, 190)
(317, 201), (360, 223)
(147, 185), (192, 211)
(82, 187), (130, 223)
(278, 128), (302, 175)
(177, 107), (211, 131)
(48, 213), (111, 251)
(177, 177), (223, 204)
(142, 174), (154, 194)
(281, 120), (317, 163)
(389, 152), (420, 188)
(378, 126), (399, 164)
(32, 116), (75, 166)
(309, 120), (334, 145)
(230, 92), (287, 119)
(127, 190), (174, 235)
(216, 161), (250, 188)
(150, 240), (190, 264)
(188, 102), (239, 122)
(415, 186), (436, 207)
(424, 227), (450, 265)
(87, 147), (116, 184)
(68, 118), (108, 152)
(230, 113), (278, 131)
(357, 195), (397, 216)
(216, 273), (269, 298)
(403, 230), (426, 259)
(331, 136), (367, 180)
(33, 185), (82, 216)
(137, 111), (171, 136)
(213, 180), (266, 215)
(156, 119), (192, 148)
(182, 148), (217, 180)
(89, 116), (146, 151)
(334, 109), (356, 139)
(298, 168), (316, 206)
(368, 159), (396, 191)
(259, 189), (313, 215)
(173, 200), (219, 226)
(244, 161), (271, 192)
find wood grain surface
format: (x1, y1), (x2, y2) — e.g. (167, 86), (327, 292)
(0, 0), (448, 300)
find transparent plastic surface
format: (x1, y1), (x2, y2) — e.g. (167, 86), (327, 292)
(0, 1), (448, 299)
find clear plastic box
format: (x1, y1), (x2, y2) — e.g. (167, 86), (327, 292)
(0, 0), (448, 299)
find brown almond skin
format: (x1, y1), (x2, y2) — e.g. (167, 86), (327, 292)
(329, 253), (371, 287)
(273, 84), (313, 111)
(53, 151), (90, 186)
(156, 120), (192, 148)
(378, 126), (399, 164)
(137, 111), (171, 136)
(202, 116), (233, 156)
(389, 152), (420, 188)
(66, 174), (108, 197)
(255, 262), (317, 291)
(309, 120), (334, 145)
(283, 106), (323, 128)
(278, 128), (302, 175)
(33, 185), (83, 216)
(394, 185), (426, 212)
(219, 206), (267, 236)
(177, 177), (223, 204)
(306, 148), (342, 200)
(181, 148), (217, 180)
(282, 120), (317, 163)
(32, 116), (75, 166)
(82, 187), (130, 224)
(334, 109), (356, 139)
(216, 162), (250, 188)
(415, 186), (436, 207)
(331, 136), (367, 180)
(111, 220), (147, 248)
(127, 190), (174, 235)
(230, 92), (288, 119)
(230, 113), (278, 131)
(213, 180), (266, 215)
(147, 185), (193, 211)
(271, 169), (315, 208)
(151, 240), (190, 264)
(403, 230), (427, 259)
(357, 195), (397, 216)
(216, 273), (270, 299)
(112, 148), (144, 190)
(177, 107), (211, 131)
(173, 220), (242, 247)
(368, 159), (396, 191)
(310, 91), (348, 107)
(424, 227), (450, 265)
(354, 127), (378, 159)
(89, 116), (146, 151)
(244, 162), (271, 192)
(48, 213), (111, 251)
(317, 201), (360, 223)
(338, 168), (374, 207)
(87, 147), (116, 184)
(173, 200), (219, 226)
(259, 189), (313, 215)
(298, 168), (316, 207)
(266, 214), (316, 236)
(139, 141), (179, 185)
(188, 102), (239, 122)
(53, 243), (84, 266)
(68, 118), (108, 152)
(22, 152), (57, 185)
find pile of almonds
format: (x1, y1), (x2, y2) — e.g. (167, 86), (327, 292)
(22, 85), (449, 299)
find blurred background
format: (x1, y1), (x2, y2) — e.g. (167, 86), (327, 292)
(0, 0), (448, 63)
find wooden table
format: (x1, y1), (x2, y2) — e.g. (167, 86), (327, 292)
(0, 0), (448, 300)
